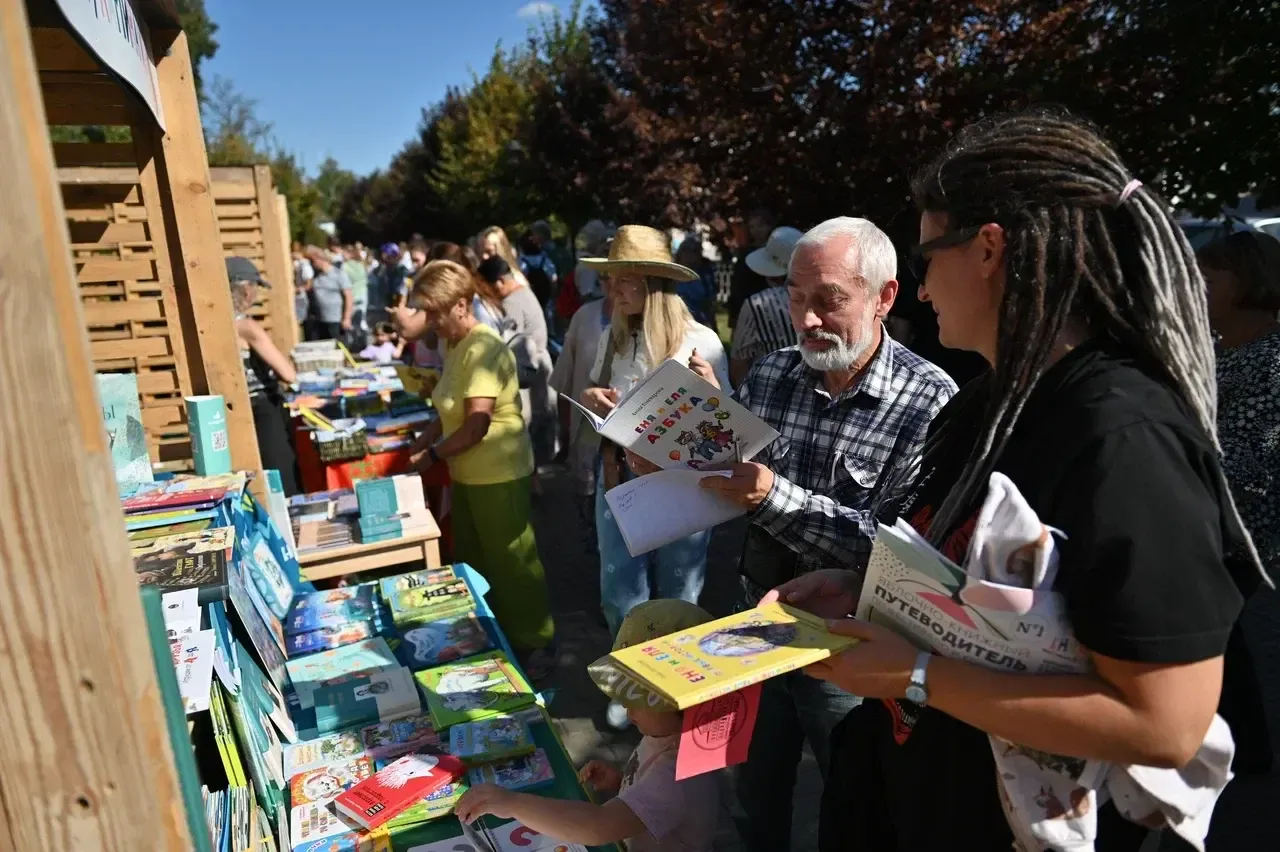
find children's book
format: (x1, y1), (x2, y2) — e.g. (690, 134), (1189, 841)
(467, 749), (555, 792)
(96, 372), (154, 491)
(334, 751), (467, 830)
(302, 668), (421, 738)
(173, 628), (215, 714)
(122, 486), (229, 514)
(227, 558), (288, 693)
(380, 777), (467, 829)
(287, 798), (392, 852)
(600, 603), (856, 710)
(285, 587), (377, 636)
(563, 358), (779, 472)
(226, 641), (287, 816)
(285, 637), (400, 708)
(388, 580), (474, 627)
(396, 613), (492, 670)
(285, 619), (392, 659)
(132, 526), (233, 603)
(457, 820), (589, 852)
(360, 714), (441, 761)
(287, 756), (374, 807)
(282, 729), (366, 779)
(376, 566), (456, 600)
(414, 651), (535, 730)
(127, 508), (217, 534)
(448, 715), (534, 765)
(246, 531), (294, 619)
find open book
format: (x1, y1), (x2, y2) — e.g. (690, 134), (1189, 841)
(604, 468), (742, 556)
(565, 359), (779, 471)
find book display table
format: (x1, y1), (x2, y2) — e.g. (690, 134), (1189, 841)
(297, 513), (443, 582)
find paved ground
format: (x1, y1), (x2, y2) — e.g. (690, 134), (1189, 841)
(526, 463), (823, 852)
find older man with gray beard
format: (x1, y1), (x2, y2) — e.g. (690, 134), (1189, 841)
(694, 217), (957, 852)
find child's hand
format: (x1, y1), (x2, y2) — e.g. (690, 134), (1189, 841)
(578, 760), (623, 795)
(455, 784), (516, 823)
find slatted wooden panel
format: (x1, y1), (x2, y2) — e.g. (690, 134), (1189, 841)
(57, 157), (195, 472)
(209, 166), (272, 329)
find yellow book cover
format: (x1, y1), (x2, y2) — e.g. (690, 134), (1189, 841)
(608, 603), (856, 709)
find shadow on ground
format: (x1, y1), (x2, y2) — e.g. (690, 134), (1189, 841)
(529, 463), (822, 852)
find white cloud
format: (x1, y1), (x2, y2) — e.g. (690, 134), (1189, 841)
(517, 2), (555, 18)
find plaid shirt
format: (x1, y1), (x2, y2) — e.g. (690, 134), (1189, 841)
(738, 333), (957, 574)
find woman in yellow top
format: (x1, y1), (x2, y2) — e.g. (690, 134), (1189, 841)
(407, 260), (555, 666)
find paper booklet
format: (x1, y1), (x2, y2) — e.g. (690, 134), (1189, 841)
(564, 358), (779, 471)
(858, 518), (1087, 676)
(604, 468), (742, 556)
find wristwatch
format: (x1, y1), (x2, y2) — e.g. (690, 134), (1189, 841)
(905, 651), (932, 705)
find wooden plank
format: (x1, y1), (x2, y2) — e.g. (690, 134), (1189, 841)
(62, 182), (139, 207)
(211, 181), (257, 201)
(141, 405), (184, 431)
(41, 99), (135, 126)
(0, 5), (193, 851)
(59, 166), (140, 185)
(252, 166), (293, 356)
(40, 72), (130, 108)
(30, 27), (101, 72)
(53, 142), (137, 167)
(82, 299), (164, 325)
(69, 220), (147, 243)
(135, 369), (177, 395)
(90, 336), (170, 361)
(273, 192), (299, 348)
(76, 257), (154, 284)
(147, 29), (261, 489)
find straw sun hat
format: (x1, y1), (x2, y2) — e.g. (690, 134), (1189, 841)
(577, 224), (699, 283)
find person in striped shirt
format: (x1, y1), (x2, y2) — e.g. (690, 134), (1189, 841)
(730, 226), (805, 386)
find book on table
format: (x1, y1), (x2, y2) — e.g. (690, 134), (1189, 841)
(355, 474), (426, 519)
(285, 587), (378, 636)
(377, 566), (457, 599)
(592, 602), (856, 710)
(414, 650), (536, 730)
(388, 579), (475, 627)
(334, 751), (467, 830)
(131, 526), (234, 603)
(395, 612), (493, 671)
(448, 715), (535, 765)
(467, 749), (555, 792)
(563, 358), (779, 472)
(360, 713), (441, 761)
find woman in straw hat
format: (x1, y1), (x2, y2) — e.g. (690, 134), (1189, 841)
(406, 260), (556, 674)
(578, 225), (730, 728)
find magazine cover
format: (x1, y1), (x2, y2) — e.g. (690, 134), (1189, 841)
(397, 613), (492, 670)
(603, 602), (855, 709)
(414, 651), (535, 729)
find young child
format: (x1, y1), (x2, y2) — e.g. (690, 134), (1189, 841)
(358, 322), (404, 363)
(454, 599), (721, 851)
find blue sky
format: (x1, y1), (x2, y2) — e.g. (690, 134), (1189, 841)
(203, 0), (570, 176)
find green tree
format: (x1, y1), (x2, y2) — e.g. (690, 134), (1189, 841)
(176, 0), (219, 100)
(311, 157), (357, 224)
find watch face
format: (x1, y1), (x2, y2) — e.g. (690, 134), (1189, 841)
(904, 684), (927, 704)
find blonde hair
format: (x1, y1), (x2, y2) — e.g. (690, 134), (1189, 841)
(478, 226), (520, 270)
(410, 260), (476, 315)
(609, 278), (694, 366)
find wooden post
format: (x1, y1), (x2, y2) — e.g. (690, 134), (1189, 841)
(0, 1), (192, 848)
(147, 29), (263, 487)
(255, 165), (294, 354)
(275, 191), (300, 348)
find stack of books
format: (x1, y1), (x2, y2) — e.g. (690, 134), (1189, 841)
(131, 526), (234, 603)
(283, 587), (393, 658)
(288, 489), (359, 554)
(285, 638), (422, 739)
(355, 475), (433, 543)
(386, 577), (476, 631)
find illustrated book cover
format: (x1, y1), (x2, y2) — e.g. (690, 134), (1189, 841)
(285, 587), (377, 636)
(360, 713), (441, 761)
(96, 371), (153, 491)
(132, 526), (233, 603)
(307, 667), (421, 737)
(282, 729), (365, 779)
(388, 579), (474, 626)
(600, 602), (856, 710)
(333, 751), (466, 830)
(287, 756), (374, 807)
(448, 715), (535, 765)
(377, 566), (456, 600)
(395, 612), (492, 670)
(563, 358), (778, 472)
(466, 749), (554, 792)
(414, 651), (535, 730)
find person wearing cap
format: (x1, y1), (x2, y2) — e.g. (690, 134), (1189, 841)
(730, 226), (805, 386)
(577, 225), (730, 728)
(302, 246), (353, 342)
(456, 599), (720, 851)
(690, 218), (956, 851)
(727, 207), (777, 329)
(368, 242), (410, 329)
(226, 257), (301, 495)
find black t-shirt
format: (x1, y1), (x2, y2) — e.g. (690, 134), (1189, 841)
(821, 343), (1255, 851)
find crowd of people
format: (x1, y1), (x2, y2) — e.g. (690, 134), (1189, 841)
(259, 107), (1279, 852)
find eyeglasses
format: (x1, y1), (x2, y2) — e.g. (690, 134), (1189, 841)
(908, 225), (983, 279)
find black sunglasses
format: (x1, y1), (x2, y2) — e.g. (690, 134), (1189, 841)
(907, 225), (983, 279)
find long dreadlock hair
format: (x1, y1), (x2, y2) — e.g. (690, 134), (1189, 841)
(899, 108), (1262, 575)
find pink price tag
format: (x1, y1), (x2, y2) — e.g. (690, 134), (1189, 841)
(674, 683), (762, 780)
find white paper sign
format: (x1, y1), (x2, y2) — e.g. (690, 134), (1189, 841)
(53, 0), (165, 129)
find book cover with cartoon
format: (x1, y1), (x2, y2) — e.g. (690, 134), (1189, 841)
(414, 651), (535, 730)
(287, 756), (374, 806)
(377, 566), (457, 600)
(360, 713), (441, 761)
(467, 748), (555, 792)
(566, 359), (779, 471)
(285, 586), (377, 636)
(397, 613), (493, 670)
(282, 729), (365, 778)
(607, 603), (856, 709)
(389, 579), (474, 622)
(448, 715), (535, 765)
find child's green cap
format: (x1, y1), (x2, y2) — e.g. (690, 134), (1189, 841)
(588, 599), (713, 711)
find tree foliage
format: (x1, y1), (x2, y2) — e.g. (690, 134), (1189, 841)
(176, 0), (219, 100)
(334, 0), (1280, 244)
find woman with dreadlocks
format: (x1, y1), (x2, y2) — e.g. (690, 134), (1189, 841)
(764, 109), (1270, 850)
